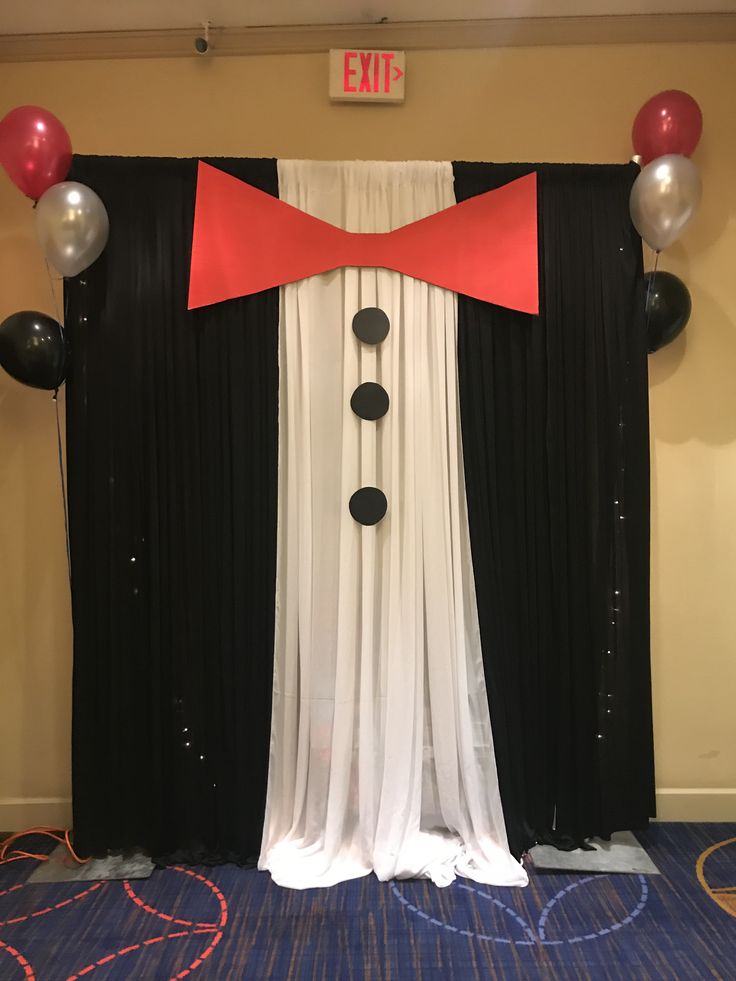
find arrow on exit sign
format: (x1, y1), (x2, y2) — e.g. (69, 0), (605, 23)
(329, 49), (406, 103)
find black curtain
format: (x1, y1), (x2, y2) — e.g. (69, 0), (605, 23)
(66, 155), (654, 865)
(65, 156), (279, 863)
(453, 162), (654, 856)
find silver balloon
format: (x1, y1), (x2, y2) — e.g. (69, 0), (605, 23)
(629, 154), (701, 252)
(35, 181), (109, 277)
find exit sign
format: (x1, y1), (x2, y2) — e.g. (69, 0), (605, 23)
(329, 49), (405, 103)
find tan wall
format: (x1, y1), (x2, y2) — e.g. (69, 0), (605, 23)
(1, 43), (735, 829)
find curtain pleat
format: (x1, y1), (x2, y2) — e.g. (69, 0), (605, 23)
(453, 162), (654, 856)
(65, 156), (279, 864)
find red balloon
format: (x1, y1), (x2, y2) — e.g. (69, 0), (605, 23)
(632, 90), (702, 165)
(0, 105), (72, 201)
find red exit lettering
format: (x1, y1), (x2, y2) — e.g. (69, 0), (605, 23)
(343, 50), (357, 92)
(343, 50), (404, 94)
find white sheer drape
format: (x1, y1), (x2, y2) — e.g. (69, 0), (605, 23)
(258, 160), (527, 890)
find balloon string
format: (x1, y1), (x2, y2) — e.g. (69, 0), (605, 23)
(53, 390), (72, 587)
(644, 249), (660, 337)
(44, 258), (64, 327)
(43, 258), (73, 588)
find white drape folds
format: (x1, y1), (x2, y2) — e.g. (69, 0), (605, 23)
(258, 160), (527, 890)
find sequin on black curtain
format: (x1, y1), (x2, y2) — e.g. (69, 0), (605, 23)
(453, 162), (654, 857)
(65, 155), (279, 864)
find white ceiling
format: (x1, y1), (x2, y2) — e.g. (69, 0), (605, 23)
(3, 0), (736, 35)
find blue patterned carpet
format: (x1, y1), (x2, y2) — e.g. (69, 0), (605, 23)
(1, 823), (734, 980)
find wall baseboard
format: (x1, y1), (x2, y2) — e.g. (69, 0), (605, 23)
(655, 788), (736, 822)
(1, 790), (733, 831)
(0, 797), (72, 831)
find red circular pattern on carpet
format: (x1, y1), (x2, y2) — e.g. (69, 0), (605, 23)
(0, 865), (229, 981)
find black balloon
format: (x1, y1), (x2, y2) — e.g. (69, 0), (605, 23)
(0, 310), (67, 390)
(644, 271), (691, 353)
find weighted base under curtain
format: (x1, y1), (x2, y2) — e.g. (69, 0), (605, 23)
(259, 160), (526, 889)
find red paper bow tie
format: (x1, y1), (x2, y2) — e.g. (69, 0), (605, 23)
(188, 161), (538, 315)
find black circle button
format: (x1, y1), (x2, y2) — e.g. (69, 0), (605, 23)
(352, 307), (390, 344)
(349, 487), (388, 526)
(350, 382), (389, 421)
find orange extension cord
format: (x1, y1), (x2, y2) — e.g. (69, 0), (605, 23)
(0, 827), (89, 866)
